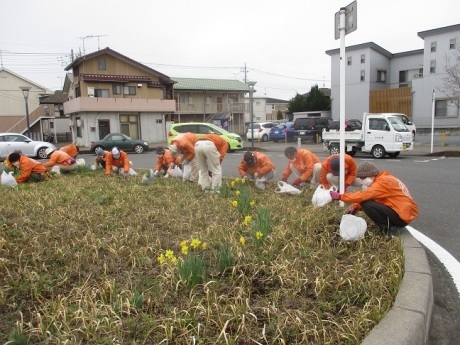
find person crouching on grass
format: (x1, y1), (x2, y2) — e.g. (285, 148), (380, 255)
(7, 152), (50, 183)
(329, 161), (419, 238)
(238, 151), (275, 190)
(153, 146), (181, 178)
(105, 147), (132, 178)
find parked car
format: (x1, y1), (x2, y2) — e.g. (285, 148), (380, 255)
(327, 119), (362, 131)
(167, 122), (243, 152)
(293, 117), (333, 142)
(90, 133), (149, 154)
(0, 133), (56, 161)
(393, 114), (416, 139)
(246, 122), (277, 142)
(269, 122), (295, 142)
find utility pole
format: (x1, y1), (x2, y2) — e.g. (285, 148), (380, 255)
(241, 63), (247, 83)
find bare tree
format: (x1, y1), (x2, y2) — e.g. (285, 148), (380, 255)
(439, 38), (460, 107)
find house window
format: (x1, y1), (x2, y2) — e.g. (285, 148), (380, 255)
(430, 41), (437, 52)
(179, 94), (190, 104)
(450, 38), (456, 49)
(94, 89), (109, 98)
(399, 70), (407, 83)
(430, 60), (436, 74)
(360, 70), (365, 81)
(124, 86), (136, 95)
(435, 99), (458, 117)
(228, 93), (239, 103)
(112, 85), (122, 95)
(377, 70), (387, 82)
(76, 117), (82, 138)
(347, 57), (352, 65)
(360, 54), (365, 63)
(98, 57), (106, 70)
(120, 114), (139, 138)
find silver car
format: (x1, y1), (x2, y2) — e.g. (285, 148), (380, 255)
(0, 133), (56, 161)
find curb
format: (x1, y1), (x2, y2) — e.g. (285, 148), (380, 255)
(361, 229), (433, 345)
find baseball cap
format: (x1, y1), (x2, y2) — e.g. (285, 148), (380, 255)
(244, 151), (255, 166)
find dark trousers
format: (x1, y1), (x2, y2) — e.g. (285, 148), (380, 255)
(360, 200), (407, 231)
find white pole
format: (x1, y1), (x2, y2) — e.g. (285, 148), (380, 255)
(339, 8), (346, 206)
(431, 89), (435, 154)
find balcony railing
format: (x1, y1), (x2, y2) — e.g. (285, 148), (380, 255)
(176, 102), (246, 113)
(64, 97), (176, 114)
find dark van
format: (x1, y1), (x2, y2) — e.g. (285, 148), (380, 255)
(293, 117), (333, 143)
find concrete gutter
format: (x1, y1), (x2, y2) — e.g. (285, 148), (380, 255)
(362, 229), (433, 345)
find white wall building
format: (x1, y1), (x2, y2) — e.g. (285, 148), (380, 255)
(326, 23), (460, 130)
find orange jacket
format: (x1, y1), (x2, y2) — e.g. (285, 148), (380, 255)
(105, 150), (130, 175)
(171, 132), (199, 162)
(238, 151), (275, 177)
(201, 134), (228, 161)
(15, 155), (47, 183)
(154, 149), (181, 171)
(320, 154), (357, 188)
(60, 144), (79, 158)
(282, 149), (320, 182)
(340, 171), (419, 223)
(44, 150), (75, 168)
(94, 150), (109, 167)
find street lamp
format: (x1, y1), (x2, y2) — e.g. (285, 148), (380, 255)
(19, 86), (32, 138)
(247, 81), (257, 148)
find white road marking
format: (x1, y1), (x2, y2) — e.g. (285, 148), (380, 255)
(406, 226), (460, 297)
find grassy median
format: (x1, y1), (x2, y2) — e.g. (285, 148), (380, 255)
(0, 168), (403, 344)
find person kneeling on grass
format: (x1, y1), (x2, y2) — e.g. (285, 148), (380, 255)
(105, 147), (136, 178)
(7, 152), (50, 183)
(329, 161), (419, 238)
(153, 146), (181, 178)
(238, 151), (275, 190)
(43, 148), (78, 173)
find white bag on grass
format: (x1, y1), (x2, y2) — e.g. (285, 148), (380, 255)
(51, 165), (61, 175)
(142, 169), (155, 184)
(274, 181), (302, 195)
(76, 158), (86, 167)
(128, 167), (138, 176)
(312, 185), (337, 207)
(340, 214), (367, 241)
(1, 171), (18, 187)
(168, 166), (183, 178)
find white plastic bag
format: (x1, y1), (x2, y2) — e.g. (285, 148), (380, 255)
(274, 181), (302, 195)
(51, 165), (61, 175)
(340, 214), (367, 241)
(312, 185), (336, 207)
(1, 171), (18, 187)
(142, 169), (155, 184)
(76, 158), (86, 167)
(168, 166), (183, 178)
(182, 164), (191, 181)
(128, 167), (138, 176)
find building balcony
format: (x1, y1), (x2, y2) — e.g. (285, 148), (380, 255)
(64, 97), (176, 114)
(176, 102), (246, 114)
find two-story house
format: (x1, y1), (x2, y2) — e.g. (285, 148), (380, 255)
(245, 97), (290, 123)
(326, 23), (460, 131)
(173, 78), (249, 135)
(63, 48), (176, 147)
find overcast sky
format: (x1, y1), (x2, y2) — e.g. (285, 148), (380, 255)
(1, 0), (459, 101)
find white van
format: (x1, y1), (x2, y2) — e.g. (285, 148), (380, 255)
(393, 114), (416, 140)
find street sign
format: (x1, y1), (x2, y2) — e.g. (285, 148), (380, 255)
(334, 1), (357, 40)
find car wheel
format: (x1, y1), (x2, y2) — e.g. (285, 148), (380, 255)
(134, 145), (145, 154)
(226, 143), (232, 153)
(346, 150), (357, 157)
(93, 145), (103, 155)
(37, 147), (48, 159)
(261, 134), (269, 142)
(388, 152), (400, 158)
(329, 145), (340, 155)
(372, 145), (386, 159)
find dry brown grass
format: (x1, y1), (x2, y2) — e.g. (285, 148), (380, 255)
(0, 169), (404, 344)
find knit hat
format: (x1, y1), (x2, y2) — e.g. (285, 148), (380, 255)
(244, 151), (256, 166)
(95, 147), (104, 157)
(112, 147), (120, 159)
(356, 162), (380, 178)
(155, 146), (165, 155)
(330, 156), (340, 176)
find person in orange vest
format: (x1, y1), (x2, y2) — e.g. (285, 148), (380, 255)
(7, 152), (50, 183)
(60, 144), (80, 159)
(330, 161), (419, 238)
(238, 151), (275, 190)
(93, 147), (109, 169)
(319, 154), (363, 191)
(153, 146), (181, 178)
(43, 147), (78, 173)
(282, 147), (321, 187)
(105, 147), (132, 177)
(169, 132), (199, 182)
(194, 134), (228, 191)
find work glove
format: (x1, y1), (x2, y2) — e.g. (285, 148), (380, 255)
(254, 172), (259, 179)
(281, 176), (288, 183)
(182, 159), (189, 166)
(153, 170), (159, 177)
(330, 191), (341, 200)
(346, 206), (357, 215)
(293, 178), (302, 187)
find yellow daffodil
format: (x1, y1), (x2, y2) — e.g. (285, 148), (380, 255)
(250, 200), (255, 207)
(240, 236), (246, 245)
(231, 181), (236, 188)
(256, 231), (263, 240)
(235, 178), (240, 183)
(235, 190), (241, 196)
(169, 256), (178, 265)
(190, 238), (202, 249)
(232, 200), (238, 207)
(201, 242), (207, 250)
(180, 240), (188, 248)
(157, 254), (165, 264)
(181, 246), (189, 255)
(243, 215), (252, 226)
(165, 249), (174, 259)
(241, 178), (246, 184)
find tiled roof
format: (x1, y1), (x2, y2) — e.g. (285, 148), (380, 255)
(40, 91), (69, 104)
(173, 78), (250, 92)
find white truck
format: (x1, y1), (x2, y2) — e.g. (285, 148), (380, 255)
(322, 113), (414, 159)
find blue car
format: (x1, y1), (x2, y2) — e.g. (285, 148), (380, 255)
(269, 122), (295, 142)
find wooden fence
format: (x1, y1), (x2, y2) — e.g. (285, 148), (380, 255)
(369, 87), (412, 117)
